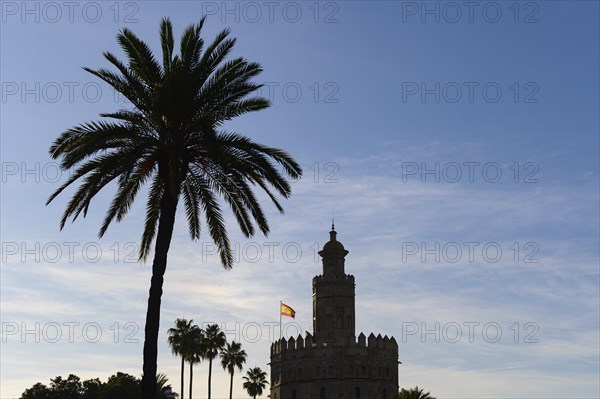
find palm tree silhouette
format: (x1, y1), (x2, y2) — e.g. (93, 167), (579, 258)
(202, 324), (226, 399)
(156, 373), (177, 399)
(220, 341), (247, 399)
(396, 386), (436, 399)
(47, 17), (301, 398)
(242, 367), (268, 399)
(167, 318), (197, 399)
(187, 326), (205, 399)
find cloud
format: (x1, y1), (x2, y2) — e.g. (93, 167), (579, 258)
(2, 146), (598, 398)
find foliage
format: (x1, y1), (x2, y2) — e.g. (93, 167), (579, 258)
(20, 372), (177, 399)
(220, 341), (247, 375)
(203, 323), (227, 399)
(395, 386), (436, 399)
(167, 318), (198, 399)
(242, 367), (269, 399)
(47, 16), (301, 397)
(220, 341), (247, 399)
(21, 382), (52, 399)
(102, 372), (140, 398)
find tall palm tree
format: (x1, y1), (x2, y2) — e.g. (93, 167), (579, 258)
(47, 17), (301, 399)
(396, 386), (436, 399)
(186, 326), (205, 399)
(220, 341), (247, 399)
(203, 324), (226, 399)
(167, 318), (195, 399)
(242, 367), (268, 399)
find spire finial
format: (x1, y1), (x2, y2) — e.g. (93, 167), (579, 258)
(331, 209), (335, 231)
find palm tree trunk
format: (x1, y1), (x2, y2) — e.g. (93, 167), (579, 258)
(228, 371), (233, 399)
(207, 359), (213, 399)
(189, 362), (193, 399)
(140, 191), (178, 399)
(180, 356), (185, 399)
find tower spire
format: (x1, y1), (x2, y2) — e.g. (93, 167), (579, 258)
(314, 227), (354, 345)
(331, 209), (335, 231)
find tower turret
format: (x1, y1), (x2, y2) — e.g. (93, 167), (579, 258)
(312, 225), (355, 344)
(319, 224), (349, 277)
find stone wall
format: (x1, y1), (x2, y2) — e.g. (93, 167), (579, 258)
(270, 331), (399, 399)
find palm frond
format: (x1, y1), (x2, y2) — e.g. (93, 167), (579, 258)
(140, 174), (163, 261)
(99, 161), (155, 237)
(181, 179), (201, 240)
(179, 17), (206, 71)
(160, 18), (174, 74)
(49, 18), (302, 264)
(117, 28), (163, 87)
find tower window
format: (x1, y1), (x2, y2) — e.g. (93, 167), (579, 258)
(320, 387), (327, 399)
(355, 387), (361, 398)
(292, 390), (296, 399)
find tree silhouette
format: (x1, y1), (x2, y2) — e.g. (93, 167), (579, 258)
(102, 372), (140, 398)
(396, 386), (436, 399)
(203, 324), (227, 399)
(186, 325), (205, 399)
(242, 367), (268, 399)
(20, 372), (177, 399)
(167, 318), (196, 399)
(82, 378), (103, 399)
(47, 17), (301, 398)
(220, 341), (247, 399)
(20, 382), (52, 399)
(156, 373), (178, 399)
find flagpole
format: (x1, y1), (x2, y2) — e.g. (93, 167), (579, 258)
(279, 300), (282, 340)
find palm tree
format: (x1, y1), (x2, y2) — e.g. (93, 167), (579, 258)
(47, 17), (302, 399)
(396, 386), (436, 399)
(167, 318), (195, 399)
(242, 367), (268, 399)
(203, 324), (226, 399)
(186, 326), (205, 399)
(156, 373), (178, 399)
(220, 341), (247, 399)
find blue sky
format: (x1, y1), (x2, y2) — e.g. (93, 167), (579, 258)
(1, 1), (599, 398)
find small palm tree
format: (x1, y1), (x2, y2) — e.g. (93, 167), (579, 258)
(156, 373), (178, 399)
(220, 341), (247, 399)
(167, 318), (195, 399)
(396, 386), (436, 399)
(47, 17), (302, 398)
(242, 367), (268, 399)
(186, 326), (205, 399)
(203, 324), (226, 399)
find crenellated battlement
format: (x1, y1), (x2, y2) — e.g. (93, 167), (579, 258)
(270, 331), (398, 355)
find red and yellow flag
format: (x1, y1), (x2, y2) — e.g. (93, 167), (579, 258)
(281, 303), (296, 318)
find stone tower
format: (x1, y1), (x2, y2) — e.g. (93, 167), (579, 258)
(270, 227), (399, 399)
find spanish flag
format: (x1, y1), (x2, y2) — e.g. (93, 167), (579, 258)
(281, 303), (296, 318)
